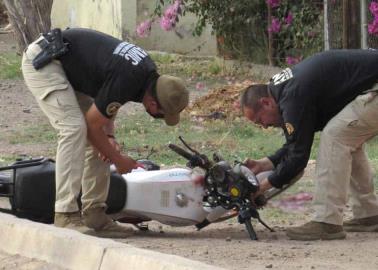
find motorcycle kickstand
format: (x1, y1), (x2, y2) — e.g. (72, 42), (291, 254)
(238, 208), (258, 240)
(244, 218), (258, 240)
(257, 216), (275, 232)
(250, 208), (275, 232)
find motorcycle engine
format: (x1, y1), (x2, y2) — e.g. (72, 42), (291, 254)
(204, 161), (259, 209)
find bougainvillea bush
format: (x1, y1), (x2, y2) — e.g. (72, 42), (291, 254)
(137, 0), (323, 66)
(368, 1), (378, 35)
(268, 0), (323, 66)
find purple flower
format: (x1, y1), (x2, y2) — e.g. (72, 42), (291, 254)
(266, 0), (280, 8)
(370, 2), (378, 17)
(368, 19), (378, 35)
(286, 56), (301, 65)
(268, 17), (281, 33)
(160, 16), (174, 31)
(136, 19), (152, 38)
(285, 12), (293, 25)
(164, 5), (178, 19)
(159, 0), (182, 31)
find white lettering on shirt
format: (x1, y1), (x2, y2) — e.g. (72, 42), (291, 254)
(113, 42), (148, 65)
(271, 68), (293, 85)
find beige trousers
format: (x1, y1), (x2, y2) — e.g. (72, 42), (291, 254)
(21, 39), (110, 213)
(313, 91), (378, 225)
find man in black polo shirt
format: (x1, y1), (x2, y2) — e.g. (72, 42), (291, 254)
(21, 28), (189, 237)
(241, 49), (378, 240)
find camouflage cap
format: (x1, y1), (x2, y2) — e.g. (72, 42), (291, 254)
(156, 75), (189, 126)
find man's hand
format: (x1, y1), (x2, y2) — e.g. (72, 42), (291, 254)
(114, 155), (139, 174)
(99, 136), (121, 163)
(85, 104), (137, 174)
(257, 178), (273, 194)
(244, 157), (274, 174)
(251, 178), (273, 207)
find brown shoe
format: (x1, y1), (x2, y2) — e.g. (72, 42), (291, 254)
(54, 212), (92, 234)
(286, 221), (346, 241)
(343, 215), (378, 232)
(82, 207), (134, 238)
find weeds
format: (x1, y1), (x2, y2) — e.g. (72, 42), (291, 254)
(0, 52), (21, 79)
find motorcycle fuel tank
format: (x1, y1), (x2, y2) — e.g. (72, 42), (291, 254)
(120, 168), (208, 226)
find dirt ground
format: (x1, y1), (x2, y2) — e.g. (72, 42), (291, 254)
(1, 32), (378, 270)
(0, 250), (65, 270)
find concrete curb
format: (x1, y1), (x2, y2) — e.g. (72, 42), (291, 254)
(0, 213), (225, 270)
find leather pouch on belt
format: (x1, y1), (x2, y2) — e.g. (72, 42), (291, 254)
(32, 28), (68, 70)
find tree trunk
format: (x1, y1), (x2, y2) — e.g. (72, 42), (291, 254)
(3, 0), (53, 53)
(342, 0), (349, 49)
(348, 0), (360, 48)
(0, 1), (8, 25)
(342, 0), (360, 49)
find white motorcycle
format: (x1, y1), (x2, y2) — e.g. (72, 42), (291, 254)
(0, 136), (300, 240)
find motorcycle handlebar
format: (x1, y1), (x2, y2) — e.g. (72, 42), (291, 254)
(168, 144), (194, 161)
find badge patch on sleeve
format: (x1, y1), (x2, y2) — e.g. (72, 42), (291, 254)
(285, 122), (295, 135)
(106, 102), (122, 116)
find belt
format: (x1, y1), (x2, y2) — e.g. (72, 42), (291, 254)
(35, 35), (50, 50)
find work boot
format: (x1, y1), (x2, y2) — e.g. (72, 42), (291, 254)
(82, 207), (134, 238)
(343, 215), (378, 232)
(54, 212), (92, 234)
(286, 221), (346, 241)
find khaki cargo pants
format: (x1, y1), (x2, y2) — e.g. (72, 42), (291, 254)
(313, 90), (378, 225)
(21, 38), (110, 213)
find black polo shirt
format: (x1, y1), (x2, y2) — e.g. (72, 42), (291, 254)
(60, 28), (158, 118)
(267, 49), (378, 188)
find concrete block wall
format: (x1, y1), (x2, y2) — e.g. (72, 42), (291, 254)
(51, 0), (123, 39)
(51, 0), (217, 56)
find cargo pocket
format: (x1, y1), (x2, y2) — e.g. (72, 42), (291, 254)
(23, 56), (69, 99)
(26, 71), (80, 123)
(353, 92), (378, 129)
(40, 86), (83, 124)
(37, 72), (69, 100)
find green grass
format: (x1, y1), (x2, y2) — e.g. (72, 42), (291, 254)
(0, 154), (25, 165)
(150, 52), (177, 64)
(0, 52), (22, 79)
(208, 61), (221, 75)
(114, 114), (285, 165)
(8, 124), (56, 145)
(150, 52), (250, 82)
(0, 112), (284, 165)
